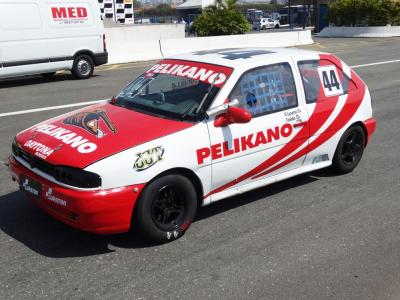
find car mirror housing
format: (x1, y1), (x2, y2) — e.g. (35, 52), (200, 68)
(206, 98), (240, 118)
(214, 105), (252, 127)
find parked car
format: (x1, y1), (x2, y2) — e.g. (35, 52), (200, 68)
(8, 48), (376, 243)
(260, 17), (280, 29)
(0, 0), (108, 80)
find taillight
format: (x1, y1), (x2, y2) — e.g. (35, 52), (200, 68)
(103, 34), (107, 52)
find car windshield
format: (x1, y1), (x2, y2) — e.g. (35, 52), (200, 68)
(113, 59), (233, 121)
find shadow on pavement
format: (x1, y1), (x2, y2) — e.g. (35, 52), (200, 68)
(0, 173), (322, 258)
(195, 173), (319, 222)
(0, 73), (100, 89)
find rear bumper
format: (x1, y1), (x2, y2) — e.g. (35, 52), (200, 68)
(8, 155), (144, 234)
(93, 52), (108, 66)
(364, 117), (377, 146)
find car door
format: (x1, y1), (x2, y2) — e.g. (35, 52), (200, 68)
(205, 61), (310, 200)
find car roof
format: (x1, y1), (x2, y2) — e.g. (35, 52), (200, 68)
(167, 47), (323, 69)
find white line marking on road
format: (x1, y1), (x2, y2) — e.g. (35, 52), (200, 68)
(1, 59), (399, 118)
(350, 59), (400, 69)
(0, 99), (108, 118)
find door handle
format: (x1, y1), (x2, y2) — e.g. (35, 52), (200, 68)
(293, 121), (308, 128)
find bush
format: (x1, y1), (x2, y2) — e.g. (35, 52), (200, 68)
(191, 0), (251, 36)
(328, 0), (400, 26)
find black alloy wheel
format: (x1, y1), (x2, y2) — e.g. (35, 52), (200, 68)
(341, 131), (363, 165)
(332, 126), (366, 174)
(151, 185), (185, 232)
(133, 174), (197, 243)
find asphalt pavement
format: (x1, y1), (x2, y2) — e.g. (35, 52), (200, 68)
(0, 37), (400, 299)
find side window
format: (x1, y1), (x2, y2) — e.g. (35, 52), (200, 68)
(230, 63), (298, 117)
(298, 60), (350, 104)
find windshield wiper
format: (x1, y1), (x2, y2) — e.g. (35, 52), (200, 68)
(181, 72), (221, 120)
(180, 102), (197, 120)
(195, 71), (221, 115)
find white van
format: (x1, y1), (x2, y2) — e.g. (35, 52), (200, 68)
(0, 0), (108, 80)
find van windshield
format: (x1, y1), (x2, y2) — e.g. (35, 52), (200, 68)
(113, 59), (233, 121)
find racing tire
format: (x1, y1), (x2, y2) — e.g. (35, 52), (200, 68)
(275, 24), (280, 29)
(133, 174), (197, 243)
(332, 126), (365, 174)
(71, 55), (94, 79)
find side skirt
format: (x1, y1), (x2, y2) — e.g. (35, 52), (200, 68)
(208, 161), (332, 203)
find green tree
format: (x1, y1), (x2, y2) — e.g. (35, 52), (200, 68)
(328, 0), (400, 26)
(132, 0), (141, 9)
(191, 0), (251, 36)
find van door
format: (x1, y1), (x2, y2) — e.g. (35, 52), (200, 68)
(205, 61), (309, 200)
(45, 2), (100, 69)
(0, 2), (49, 78)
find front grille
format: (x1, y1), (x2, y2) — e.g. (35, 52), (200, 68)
(45, 201), (77, 222)
(16, 147), (55, 177)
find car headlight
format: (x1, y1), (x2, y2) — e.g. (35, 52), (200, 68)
(12, 137), (19, 156)
(54, 166), (102, 188)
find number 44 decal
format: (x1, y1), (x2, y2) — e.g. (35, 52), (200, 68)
(317, 65), (343, 97)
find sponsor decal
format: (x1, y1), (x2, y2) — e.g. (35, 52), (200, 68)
(22, 178), (39, 197)
(284, 108), (302, 123)
(134, 146), (164, 171)
(63, 109), (117, 138)
(34, 124), (97, 154)
(196, 123), (293, 165)
(171, 78), (198, 90)
(45, 188), (67, 207)
(51, 6), (89, 25)
(312, 154), (329, 164)
(166, 230), (179, 240)
(193, 49), (275, 60)
(24, 140), (55, 160)
(145, 59), (233, 87)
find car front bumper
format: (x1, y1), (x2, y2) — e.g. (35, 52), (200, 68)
(8, 155), (144, 234)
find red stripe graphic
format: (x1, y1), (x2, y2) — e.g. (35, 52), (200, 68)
(252, 68), (366, 180)
(205, 54), (344, 198)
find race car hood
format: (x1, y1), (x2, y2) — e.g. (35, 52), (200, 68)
(15, 102), (193, 168)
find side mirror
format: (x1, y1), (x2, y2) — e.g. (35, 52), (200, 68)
(214, 106), (252, 127)
(206, 98), (241, 118)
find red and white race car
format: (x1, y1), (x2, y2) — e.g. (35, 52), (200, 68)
(8, 48), (376, 243)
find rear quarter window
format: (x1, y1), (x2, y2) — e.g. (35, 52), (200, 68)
(298, 60), (351, 104)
